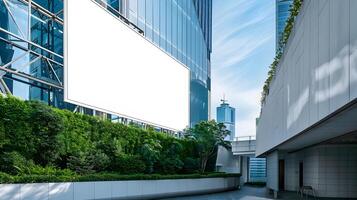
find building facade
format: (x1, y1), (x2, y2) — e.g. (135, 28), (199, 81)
(258, 0), (357, 198)
(217, 136), (266, 184)
(276, 0), (293, 50)
(216, 99), (235, 141)
(248, 157), (266, 183)
(0, 0), (212, 130)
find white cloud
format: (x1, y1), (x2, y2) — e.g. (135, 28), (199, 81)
(211, 0), (275, 137)
(211, 74), (261, 137)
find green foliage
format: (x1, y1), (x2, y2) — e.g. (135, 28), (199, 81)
(185, 120), (231, 173)
(182, 157), (200, 173)
(0, 95), (212, 179)
(0, 172), (241, 184)
(28, 101), (63, 165)
(0, 121), (6, 148)
(261, 0), (303, 105)
(0, 151), (34, 175)
(0, 172), (14, 183)
(157, 141), (184, 174)
(140, 138), (162, 173)
(245, 182), (267, 187)
(111, 154), (146, 174)
(24, 165), (75, 176)
(0, 95), (34, 159)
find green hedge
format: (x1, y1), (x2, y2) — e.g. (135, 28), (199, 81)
(0, 172), (241, 184)
(0, 95), (208, 177)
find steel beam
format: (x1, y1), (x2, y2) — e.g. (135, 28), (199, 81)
(0, 66), (63, 89)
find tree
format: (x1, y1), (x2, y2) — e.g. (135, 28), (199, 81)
(140, 138), (162, 173)
(185, 120), (231, 173)
(28, 101), (64, 165)
(157, 141), (184, 174)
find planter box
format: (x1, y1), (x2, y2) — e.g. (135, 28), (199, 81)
(0, 177), (239, 200)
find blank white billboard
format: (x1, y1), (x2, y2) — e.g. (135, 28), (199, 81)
(64, 0), (189, 130)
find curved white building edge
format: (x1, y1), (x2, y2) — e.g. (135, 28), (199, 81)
(0, 177), (239, 200)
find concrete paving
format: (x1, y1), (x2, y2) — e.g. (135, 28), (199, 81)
(161, 185), (313, 200)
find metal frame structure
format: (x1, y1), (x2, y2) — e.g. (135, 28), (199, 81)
(0, 0), (64, 93)
(0, 0), (143, 95)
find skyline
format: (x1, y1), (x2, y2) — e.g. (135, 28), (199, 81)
(211, 0), (276, 136)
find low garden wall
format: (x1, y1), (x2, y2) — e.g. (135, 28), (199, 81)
(0, 177), (239, 200)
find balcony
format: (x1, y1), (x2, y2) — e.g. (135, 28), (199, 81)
(232, 136), (256, 156)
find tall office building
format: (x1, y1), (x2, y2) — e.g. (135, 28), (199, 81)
(276, 0), (293, 50)
(0, 0), (212, 131)
(216, 98), (235, 141)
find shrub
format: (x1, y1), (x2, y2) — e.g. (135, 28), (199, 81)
(0, 151), (34, 175)
(111, 154), (146, 174)
(0, 172), (14, 183)
(182, 157), (200, 173)
(90, 151), (110, 172)
(157, 141), (184, 174)
(28, 101), (63, 165)
(0, 95), (201, 176)
(0, 96), (34, 159)
(0, 172), (241, 184)
(67, 153), (95, 175)
(26, 165), (75, 176)
(140, 138), (162, 173)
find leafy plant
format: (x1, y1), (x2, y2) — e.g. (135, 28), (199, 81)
(182, 157), (200, 173)
(0, 95), (202, 177)
(0, 171), (241, 184)
(28, 101), (64, 165)
(185, 120), (231, 173)
(157, 141), (184, 174)
(110, 154), (146, 174)
(0, 151), (34, 175)
(140, 138), (162, 173)
(261, 0), (303, 105)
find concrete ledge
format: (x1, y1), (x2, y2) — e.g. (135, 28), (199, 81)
(0, 177), (239, 200)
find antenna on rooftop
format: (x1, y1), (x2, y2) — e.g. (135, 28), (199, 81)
(221, 94), (227, 104)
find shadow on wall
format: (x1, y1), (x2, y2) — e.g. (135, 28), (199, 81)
(0, 183), (73, 199)
(287, 40), (356, 132)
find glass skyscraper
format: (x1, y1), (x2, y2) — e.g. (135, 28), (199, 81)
(216, 99), (235, 141)
(276, 0), (293, 50)
(0, 0), (212, 130)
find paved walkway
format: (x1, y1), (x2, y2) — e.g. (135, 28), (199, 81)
(161, 185), (307, 200)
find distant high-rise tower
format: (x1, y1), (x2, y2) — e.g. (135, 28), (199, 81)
(276, 0), (293, 50)
(216, 97), (235, 141)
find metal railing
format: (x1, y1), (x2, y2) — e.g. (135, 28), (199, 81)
(235, 135), (256, 141)
(232, 136), (256, 154)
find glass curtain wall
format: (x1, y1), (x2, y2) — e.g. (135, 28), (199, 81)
(276, 0), (293, 50)
(122, 0), (212, 126)
(0, 0), (66, 109)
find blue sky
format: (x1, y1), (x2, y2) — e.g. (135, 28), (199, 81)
(211, 0), (275, 137)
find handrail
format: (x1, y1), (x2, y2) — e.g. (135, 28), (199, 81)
(235, 136), (256, 141)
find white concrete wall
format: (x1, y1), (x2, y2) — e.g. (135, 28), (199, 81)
(257, 0), (357, 155)
(284, 144), (357, 198)
(0, 177), (239, 200)
(241, 156), (249, 184)
(216, 146), (240, 173)
(266, 151), (279, 191)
